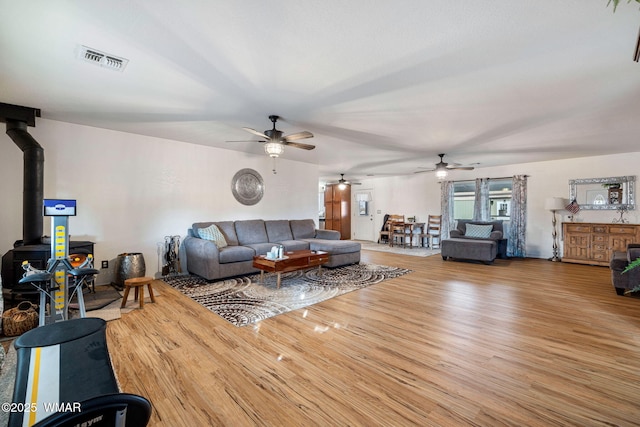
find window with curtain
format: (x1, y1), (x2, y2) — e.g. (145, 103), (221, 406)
(453, 178), (514, 220)
(452, 180), (475, 220)
(489, 178), (512, 219)
(445, 176), (526, 257)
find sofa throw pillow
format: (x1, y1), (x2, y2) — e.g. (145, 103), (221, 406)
(465, 223), (493, 239)
(198, 224), (228, 249)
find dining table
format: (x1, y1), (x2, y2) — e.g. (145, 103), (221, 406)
(389, 221), (425, 248)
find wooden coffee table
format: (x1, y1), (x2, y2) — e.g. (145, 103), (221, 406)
(253, 249), (330, 288)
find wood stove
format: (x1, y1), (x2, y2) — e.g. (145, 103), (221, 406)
(0, 103), (95, 293)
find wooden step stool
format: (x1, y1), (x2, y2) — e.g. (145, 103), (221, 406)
(121, 276), (156, 309)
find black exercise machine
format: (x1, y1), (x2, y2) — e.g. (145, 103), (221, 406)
(9, 318), (151, 427)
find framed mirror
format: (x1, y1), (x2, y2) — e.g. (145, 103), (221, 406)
(569, 176), (635, 210)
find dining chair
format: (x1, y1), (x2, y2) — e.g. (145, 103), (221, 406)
(388, 214), (407, 247)
(425, 215), (442, 249)
(378, 215), (392, 244)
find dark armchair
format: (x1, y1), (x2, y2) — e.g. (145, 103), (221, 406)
(610, 244), (640, 295)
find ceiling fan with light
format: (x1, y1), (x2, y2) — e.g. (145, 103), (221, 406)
(327, 174), (361, 189)
(228, 115), (315, 173)
(229, 115), (315, 157)
(415, 153), (474, 179)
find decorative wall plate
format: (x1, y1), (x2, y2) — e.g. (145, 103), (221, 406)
(231, 168), (264, 205)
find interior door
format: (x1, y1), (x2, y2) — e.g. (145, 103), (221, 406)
(353, 189), (375, 241)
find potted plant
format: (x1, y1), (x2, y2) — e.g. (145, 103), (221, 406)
(609, 0), (640, 11)
(622, 258), (640, 294)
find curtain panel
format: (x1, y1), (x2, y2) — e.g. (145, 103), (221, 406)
(508, 174), (527, 258)
(473, 178), (490, 221)
(440, 180), (455, 240)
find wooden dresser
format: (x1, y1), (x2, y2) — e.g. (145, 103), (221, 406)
(562, 222), (640, 266)
(324, 184), (351, 239)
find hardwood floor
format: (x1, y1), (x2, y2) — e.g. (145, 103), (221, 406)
(106, 251), (640, 426)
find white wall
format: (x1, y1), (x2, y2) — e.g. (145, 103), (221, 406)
(1, 119), (318, 285)
(355, 152), (640, 259)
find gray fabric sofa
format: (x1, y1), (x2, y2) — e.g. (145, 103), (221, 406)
(183, 219), (361, 281)
(441, 220), (504, 264)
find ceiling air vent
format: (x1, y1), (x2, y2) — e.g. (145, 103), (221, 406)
(76, 45), (129, 72)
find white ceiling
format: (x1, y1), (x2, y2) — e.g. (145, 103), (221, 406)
(1, 1), (639, 181)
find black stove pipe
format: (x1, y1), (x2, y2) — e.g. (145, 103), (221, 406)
(6, 120), (44, 245)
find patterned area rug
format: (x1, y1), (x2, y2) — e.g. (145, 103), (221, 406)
(163, 263), (410, 327)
